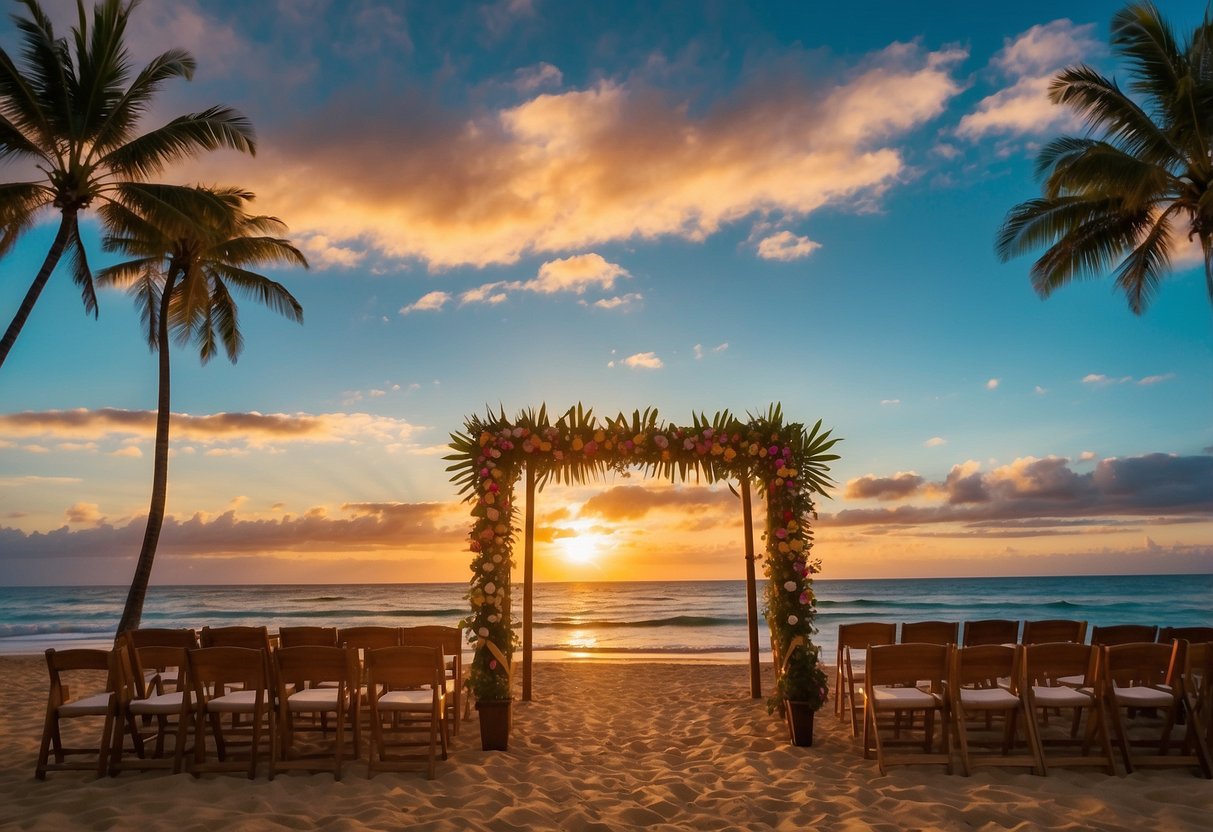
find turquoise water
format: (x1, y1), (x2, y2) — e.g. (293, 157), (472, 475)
(0, 575), (1208, 660)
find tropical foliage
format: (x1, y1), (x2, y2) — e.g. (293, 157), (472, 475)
(0, 0), (256, 369)
(446, 404), (840, 710)
(997, 2), (1213, 323)
(96, 186), (306, 634)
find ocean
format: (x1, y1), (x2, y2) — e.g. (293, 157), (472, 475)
(1, 574), (1209, 662)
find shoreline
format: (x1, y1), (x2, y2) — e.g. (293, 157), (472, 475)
(3, 657), (1211, 830)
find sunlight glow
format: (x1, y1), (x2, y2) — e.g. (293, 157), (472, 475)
(559, 532), (607, 566)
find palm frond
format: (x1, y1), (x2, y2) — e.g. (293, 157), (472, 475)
(87, 47), (196, 161)
(61, 215), (98, 318)
(103, 106), (256, 178)
(1049, 65), (1181, 167)
(0, 112), (46, 162)
(1111, 204), (1179, 313)
(1030, 209), (1151, 298)
(209, 265), (304, 323)
(1111, 3), (1184, 105)
(1042, 139), (1176, 210)
(0, 2), (66, 149)
(205, 276), (243, 363)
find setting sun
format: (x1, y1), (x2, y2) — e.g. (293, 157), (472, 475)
(559, 532), (607, 566)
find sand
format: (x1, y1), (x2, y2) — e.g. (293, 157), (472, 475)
(1, 656), (1210, 831)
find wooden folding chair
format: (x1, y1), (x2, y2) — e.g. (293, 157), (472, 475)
(962, 619), (1019, 646)
(110, 636), (195, 775)
(900, 621), (959, 645)
(185, 646), (275, 779)
(400, 625), (465, 736)
(862, 643), (952, 774)
(1159, 627), (1213, 644)
(1181, 641), (1213, 764)
(1101, 641), (1211, 778)
(1022, 619), (1087, 645)
(365, 646), (447, 779)
(835, 622), (896, 737)
(1091, 624), (1157, 646)
(35, 648), (126, 779)
(1020, 642), (1115, 774)
(127, 628), (198, 692)
(279, 626), (338, 648)
(950, 645), (1043, 776)
(273, 646), (360, 780)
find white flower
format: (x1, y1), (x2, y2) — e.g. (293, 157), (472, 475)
(483, 563), (495, 572)
(488, 614), (499, 623)
(485, 582), (496, 595)
(492, 555), (502, 563)
(784, 581), (797, 592)
(478, 627), (489, 638)
(787, 615), (799, 626)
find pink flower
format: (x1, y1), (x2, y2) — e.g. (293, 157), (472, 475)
(489, 659), (498, 670)
(683, 439), (695, 450)
(775, 528), (788, 539)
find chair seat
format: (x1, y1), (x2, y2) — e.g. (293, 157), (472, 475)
(58, 692), (114, 717)
(1030, 685), (1094, 707)
(1112, 685), (1173, 708)
(287, 689), (343, 712)
(207, 689), (269, 713)
(129, 691), (186, 715)
(1056, 674), (1085, 687)
(959, 687), (1020, 709)
(871, 686), (940, 708)
(377, 689), (438, 710)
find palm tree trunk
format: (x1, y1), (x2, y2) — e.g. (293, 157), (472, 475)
(116, 270), (177, 635)
(0, 212), (75, 371)
(1203, 234), (1213, 322)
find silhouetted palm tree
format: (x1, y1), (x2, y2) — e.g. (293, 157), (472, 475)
(0, 0), (256, 370)
(996, 3), (1213, 322)
(96, 186), (306, 634)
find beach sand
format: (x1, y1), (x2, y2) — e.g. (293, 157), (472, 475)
(1, 656), (1210, 831)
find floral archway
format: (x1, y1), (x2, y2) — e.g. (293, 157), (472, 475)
(446, 404), (839, 716)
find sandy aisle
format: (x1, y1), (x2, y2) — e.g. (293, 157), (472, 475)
(1, 657), (1210, 831)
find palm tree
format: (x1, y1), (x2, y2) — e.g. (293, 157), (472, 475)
(996, 2), (1213, 322)
(96, 186), (306, 634)
(0, 0), (256, 370)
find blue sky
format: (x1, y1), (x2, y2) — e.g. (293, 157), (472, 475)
(1, 0), (1210, 585)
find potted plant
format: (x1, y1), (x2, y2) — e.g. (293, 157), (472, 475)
(468, 638), (514, 751)
(768, 641), (829, 746)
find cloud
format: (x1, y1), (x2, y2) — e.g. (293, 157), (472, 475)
(1082, 372), (1171, 386)
(618, 352), (663, 370)
(756, 230), (821, 261)
(0, 408), (425, 450)
(588, 293), (643, 311)
(844, 472), (926, 501)
(880, 399), (901, 407)
(693, 342), (729, 360)
(513, 62), (563, 92)
(1138, 373), (1175, 386)
(400, 291), (451, 314)
(192, 41), (965, 269)
(0, 502), (464, 561)
(297, 233), (367, 269)
(925, 436), (947, 447)
(986, 378), (1000, 390)
(826, 453), (1213, 528)
(64, 503), (103, 525)
(439, 253), (631, 309)
(957, 19), (1099, 140)
(579, 485), (733, 521)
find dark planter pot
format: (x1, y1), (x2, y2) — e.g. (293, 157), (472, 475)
(476, 700), (512, 751)
(785, 700), (816, 747)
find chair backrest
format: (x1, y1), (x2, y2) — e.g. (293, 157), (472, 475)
(951, 644), (1018, 691)
(962, 619), (1019, 646)
(1021, 642), (1096, 686)
(200, 625), (272, 651)
(900, 621), (959, 645)
(365, 645), (444, 690)
(1101, 641), (1179, 689)
(127, 628), (199, 649)
(399, 625), (462, 654)
(338, 626), (400, 650)
(131, 645), (190, 692)
(1021, 619), (1087, 645)
(274, 645), (358, 692)
(867, 643), (950, 688)
(1182, 641), (1212, 705)
(278, 626), (338, 648)
(1158, 626), (1213, 643)
(45, 648), (118, 703)
(186, 646), (268, 699)
(1090, 624), (1158, 646)
(837, 622), (897, 653)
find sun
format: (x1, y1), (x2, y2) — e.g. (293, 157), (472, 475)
(559, 532), (605, 566)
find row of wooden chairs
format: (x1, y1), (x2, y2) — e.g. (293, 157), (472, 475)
(35, 624), (464, 781)
(858, 639), (1213, 778)
(834, 620), (1213, 732)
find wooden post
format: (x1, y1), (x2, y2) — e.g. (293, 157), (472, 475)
(523, 461), (536, 702)
(741, 474), (761, 698)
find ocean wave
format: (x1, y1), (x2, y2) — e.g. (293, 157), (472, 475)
(540, 615), (745, 629)
(818, 598), (1087, 611)
(195, 607), (466, 620)
(0, 622), (113, 638)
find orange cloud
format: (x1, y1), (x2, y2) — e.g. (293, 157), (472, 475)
(186, 42), (964, 269)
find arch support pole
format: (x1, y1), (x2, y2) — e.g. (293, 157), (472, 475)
(741, 474), (761, 699)
(523, 460), (536, 702)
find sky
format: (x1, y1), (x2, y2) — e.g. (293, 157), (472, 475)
(1, 0), (1211, 586)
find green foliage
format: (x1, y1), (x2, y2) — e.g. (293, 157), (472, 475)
(447, 403), (841, 707)
(996, 2), (1213, 319)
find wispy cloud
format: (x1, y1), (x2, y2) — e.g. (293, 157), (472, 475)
(756, 230), (821, 261)
(400, 291), (451, 315)
(1082, 372), (1174, 387)
(957, 19), (1098, 140)
(609, 351), (663, 370)
(193, 42), (965, 270)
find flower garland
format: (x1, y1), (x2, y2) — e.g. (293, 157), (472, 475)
(447, 405), (839, 711)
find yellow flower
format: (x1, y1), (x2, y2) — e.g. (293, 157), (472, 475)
(723, 447), (737, 462)
(594, 429), (606, 443)
(572, 436), (584, 451)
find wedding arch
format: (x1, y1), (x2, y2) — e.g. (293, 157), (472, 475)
(446, 404), (839, 706)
